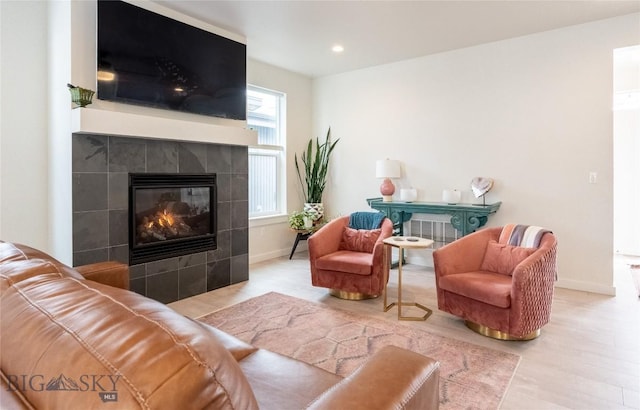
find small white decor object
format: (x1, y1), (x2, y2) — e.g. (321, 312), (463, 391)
(471, 177), (494, 198)
(442, 189), (461, 204)
(400, 188), (418, 202)
(303, 216), (313, 229)
(470, 177), (494, 206)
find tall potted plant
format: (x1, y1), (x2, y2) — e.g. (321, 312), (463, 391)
(294, 128), (339, 221)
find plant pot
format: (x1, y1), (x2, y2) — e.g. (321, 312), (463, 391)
(303, 216), (313, 229)
(303, 203), (324, 222)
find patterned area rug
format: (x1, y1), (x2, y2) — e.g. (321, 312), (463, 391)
(199, 292), (520, 409)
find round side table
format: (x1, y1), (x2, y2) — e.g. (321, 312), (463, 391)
(382, 236), (434, 321)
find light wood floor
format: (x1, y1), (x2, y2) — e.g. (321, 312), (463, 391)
(169, 253), (640, 410)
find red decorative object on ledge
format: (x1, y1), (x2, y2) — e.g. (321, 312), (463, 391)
(376, 159), (401, 202)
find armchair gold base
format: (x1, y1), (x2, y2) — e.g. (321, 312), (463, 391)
(465, 321), (541, 341)
(330, 289), (378, 300)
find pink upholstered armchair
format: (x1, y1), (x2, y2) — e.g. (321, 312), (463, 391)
(308, 214), (393, 300)
(433, 224), (557, 340)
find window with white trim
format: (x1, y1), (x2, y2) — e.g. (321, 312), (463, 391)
(247, 85), (286, 218)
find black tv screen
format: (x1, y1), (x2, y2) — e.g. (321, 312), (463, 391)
(97, 0), (247, 120)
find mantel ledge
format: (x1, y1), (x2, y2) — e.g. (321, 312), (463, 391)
(71, 107), (257, 146)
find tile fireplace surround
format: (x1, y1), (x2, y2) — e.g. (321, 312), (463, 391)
(72, 134), (249, 303)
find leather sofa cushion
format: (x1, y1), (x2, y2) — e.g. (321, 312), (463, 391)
(239, 349), (341, 409)
(0, 241), (52, 263)
(199, 322), (259, 361)
(1, 270), (259, 409)
(0, 242), (128, 290)
(307, 346), (440, 410)
(0, 242), (84, 283)
(480, 240), (535, 275)
(315, 251), (373, 276)
(1, 259), (73, 295)
(339, 228), (381, 253)
(74, 261), (130, 290)
(438, 272), (512, 308)
(1, 373), (30, 410)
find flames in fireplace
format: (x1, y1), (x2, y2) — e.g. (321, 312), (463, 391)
(136, 200), (208, 245)
(139, 208), (190, 243)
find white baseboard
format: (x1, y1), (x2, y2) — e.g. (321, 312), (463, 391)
(249, 247), (301, 265)
(554, 278), (616, 296)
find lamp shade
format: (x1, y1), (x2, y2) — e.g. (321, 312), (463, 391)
(375, 159), (401, 179)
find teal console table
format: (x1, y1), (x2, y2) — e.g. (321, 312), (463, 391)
(366, 197), (501, 236)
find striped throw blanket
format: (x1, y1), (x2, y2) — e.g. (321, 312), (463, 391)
(499, 224), (551, 248)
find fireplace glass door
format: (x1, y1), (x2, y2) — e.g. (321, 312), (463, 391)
(129, 174), (216, 264)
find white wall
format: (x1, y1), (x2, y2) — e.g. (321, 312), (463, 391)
(313, 14), (640, 295)
(0, 1), (50, 252)
(247, 59), (313, 263)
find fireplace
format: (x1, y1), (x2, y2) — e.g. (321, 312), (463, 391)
(129, 173), (216, 265)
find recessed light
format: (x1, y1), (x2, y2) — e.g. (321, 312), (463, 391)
(332, 44), (344, 53)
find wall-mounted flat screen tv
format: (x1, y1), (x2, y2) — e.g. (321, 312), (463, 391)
(97, 0), (247, 120)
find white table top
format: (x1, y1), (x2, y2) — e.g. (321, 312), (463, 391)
(383, 236), (434, 249)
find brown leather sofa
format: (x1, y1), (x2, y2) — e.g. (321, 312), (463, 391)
(1, 241), (440, 409)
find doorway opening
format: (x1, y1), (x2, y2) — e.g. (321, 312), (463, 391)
(613, 44), (640, 297)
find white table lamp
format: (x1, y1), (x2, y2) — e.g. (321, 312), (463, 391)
(376, 159), (401, 202)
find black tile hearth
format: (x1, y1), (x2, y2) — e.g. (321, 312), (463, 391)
(179, 265), (207, 299)
(72, 134), (249, 303)
(73, 248), (109, 267)
(217, 202), (232, 231)
(147, 141), (178, 173)
(231, 201), (249, 229)
(108, 210), (128, 246)
(147, 270), (179, 304)
(72, 134), (107, 172)
(147, 257), (180, 276)
(208, 230), (231, 261)
(73, 211), (109, 252)
(109, 137), (146, 172)
(73, 173), (108, 212)
(178, 143), (207, 173)
(108, 172), (128, 209)
(109, 244), (129, 265)
(207, 144), (232, 173)
(231, 228), (248, 255)
(231, 254), (249, 283)
(129, 277), (146, 296)
(207, 258), (231, 291)
(179, 252), (206, 268)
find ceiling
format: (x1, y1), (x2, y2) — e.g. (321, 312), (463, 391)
(156, 1), (640, 78)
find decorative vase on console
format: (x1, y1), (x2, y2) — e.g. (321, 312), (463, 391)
(376, 159), (402, 202)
